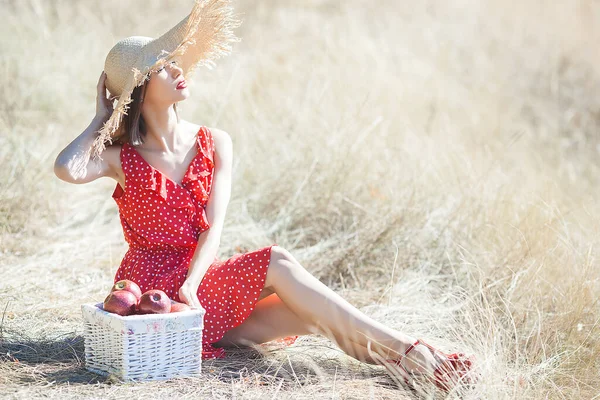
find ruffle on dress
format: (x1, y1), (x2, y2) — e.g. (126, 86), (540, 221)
(124, 126), (215, 232)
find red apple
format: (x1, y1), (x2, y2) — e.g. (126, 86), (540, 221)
(111, 279), (142, 302)
(103, 290), (138, 316)
(138, 289), (172, 314)
(170, 300), (191, 313)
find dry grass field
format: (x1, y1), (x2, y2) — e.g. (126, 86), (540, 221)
(1, 0), (599, 398)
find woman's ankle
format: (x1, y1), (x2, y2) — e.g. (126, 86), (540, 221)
(402, 343), (444, 375)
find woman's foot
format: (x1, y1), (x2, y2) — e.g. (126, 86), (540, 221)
(385, 339), (476, 392)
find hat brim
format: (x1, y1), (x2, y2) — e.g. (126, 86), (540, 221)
(86, 0), (241, 172)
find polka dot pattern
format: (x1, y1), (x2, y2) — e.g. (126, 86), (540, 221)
(111, 126), (298, 359)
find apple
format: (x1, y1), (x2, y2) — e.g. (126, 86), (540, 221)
(138, 289), (172, 314)
(111, 279), (142, 302)
(103, 290), (138, 316)
(170, 300), (191, 313)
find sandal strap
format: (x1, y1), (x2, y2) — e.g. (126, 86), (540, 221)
(385, 338), (422, 386)
(386, 339), (476, 392)
(398, 339), (422, 372)
(403, 339), (421, 359)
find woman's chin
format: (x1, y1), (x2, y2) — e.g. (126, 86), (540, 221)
(177, 87), (191, 98)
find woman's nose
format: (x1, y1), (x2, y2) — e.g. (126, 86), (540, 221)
(170, 64), (183, 76)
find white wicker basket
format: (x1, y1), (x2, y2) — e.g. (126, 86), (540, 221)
(81, 302), (205, 382)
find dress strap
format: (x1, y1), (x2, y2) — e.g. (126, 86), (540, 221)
(112, 143), (131, 200)
(120, 142), (134, 184)
(197, 126), (215, 166)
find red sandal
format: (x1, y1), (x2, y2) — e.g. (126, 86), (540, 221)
(386, 339), (476, 392)
(384, 339), (420, 389)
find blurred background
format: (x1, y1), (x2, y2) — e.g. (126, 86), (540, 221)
(1, 0), (598, 398)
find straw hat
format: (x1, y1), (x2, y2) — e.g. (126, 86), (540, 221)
(84, 0), (242, 175)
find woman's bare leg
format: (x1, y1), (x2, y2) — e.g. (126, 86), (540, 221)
(215, 292), (378, 364)
(329, 330), (380, 364)
(214, 293), (312, 347)
(262, 246), (443, 374)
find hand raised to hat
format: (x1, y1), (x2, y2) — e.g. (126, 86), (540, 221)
(95, 71), (115, 124)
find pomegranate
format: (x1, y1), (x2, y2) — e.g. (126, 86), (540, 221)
(138, 289), (171, 314)
(111, 279), (142, 302)
(103, 290), (138, 316)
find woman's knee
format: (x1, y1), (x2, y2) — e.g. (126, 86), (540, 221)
(266, 245), (303, 286)
(269, 245), (296, 265)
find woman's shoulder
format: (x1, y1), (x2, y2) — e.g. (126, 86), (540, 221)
(102, 142), (125, 185)
(182, 120), (229, 143)
(181, 119), (201, 134)
(103, 142), (124, 160)
(181, 119), (207, 141)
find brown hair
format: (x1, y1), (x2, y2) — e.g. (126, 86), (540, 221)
(116, 77), (180, 146)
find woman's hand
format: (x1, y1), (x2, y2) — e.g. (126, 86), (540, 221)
(95, 71), (114, 122)
(178, 279), (204, 310)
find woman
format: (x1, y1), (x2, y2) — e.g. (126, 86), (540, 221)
(53, 0), (474, 393)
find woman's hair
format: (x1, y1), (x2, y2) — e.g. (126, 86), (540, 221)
(117, 77), (180, 146)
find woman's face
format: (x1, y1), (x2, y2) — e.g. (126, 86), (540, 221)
(143, 59), (190, 107)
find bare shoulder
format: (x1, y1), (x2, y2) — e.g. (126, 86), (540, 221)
(205, 127), (232, 168)
(100, 143), (124, 182)
(102, 142), (123, 162)
(181, 119), (231, 152)
(182, 119), (231, 146)
(206, 126), (232, 146)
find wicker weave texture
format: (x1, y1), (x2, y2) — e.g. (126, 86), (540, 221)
(81, 303), (205, 381)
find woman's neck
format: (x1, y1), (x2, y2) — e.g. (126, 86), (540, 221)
(140, 105), (182, 153)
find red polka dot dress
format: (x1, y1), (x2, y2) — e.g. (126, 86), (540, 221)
(112, 126), (298, 359)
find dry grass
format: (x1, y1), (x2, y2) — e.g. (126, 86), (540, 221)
(1, 0), (599, 398)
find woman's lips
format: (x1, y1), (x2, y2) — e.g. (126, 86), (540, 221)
(176, 81), (187, 89)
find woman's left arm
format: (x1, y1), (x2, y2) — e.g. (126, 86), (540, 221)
(179, 127), (233, 308)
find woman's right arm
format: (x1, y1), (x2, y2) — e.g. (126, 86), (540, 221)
(54, 71), (120, 184)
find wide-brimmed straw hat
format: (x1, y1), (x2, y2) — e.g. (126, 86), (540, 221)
(84, 0), (241, 174)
